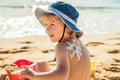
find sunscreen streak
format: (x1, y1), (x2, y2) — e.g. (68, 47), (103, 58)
(66, 40), (82, 61)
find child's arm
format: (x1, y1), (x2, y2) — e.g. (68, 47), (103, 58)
(20, 43), (70, 80)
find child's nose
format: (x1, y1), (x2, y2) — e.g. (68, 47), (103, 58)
(45, 25), (51, 32)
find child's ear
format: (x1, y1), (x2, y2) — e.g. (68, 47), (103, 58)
(66, 27), (70, 33)
(66, 27), (73, 35)
(66, 27), (70, 31)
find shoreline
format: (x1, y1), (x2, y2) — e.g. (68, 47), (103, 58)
(0, 33), (120, 79)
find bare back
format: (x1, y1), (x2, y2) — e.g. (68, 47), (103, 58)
(56, 38), (91, 80)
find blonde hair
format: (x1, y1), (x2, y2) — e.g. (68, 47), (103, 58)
(40, 13), (62, 25)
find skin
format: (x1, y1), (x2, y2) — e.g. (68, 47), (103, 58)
(20, 15), (91, 80)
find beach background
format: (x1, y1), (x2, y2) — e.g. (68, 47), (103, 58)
(0, 0), (120, 80)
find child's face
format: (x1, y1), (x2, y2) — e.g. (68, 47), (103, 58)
(41, 16), (65, 42)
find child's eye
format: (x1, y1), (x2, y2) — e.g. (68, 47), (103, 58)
(51, 24), (54, 26)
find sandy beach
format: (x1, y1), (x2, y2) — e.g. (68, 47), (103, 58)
(0, 33), (120, 80)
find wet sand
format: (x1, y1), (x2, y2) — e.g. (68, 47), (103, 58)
(0, 33), (120, 80)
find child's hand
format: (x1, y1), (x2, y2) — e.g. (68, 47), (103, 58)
(20, 66), (35, 78)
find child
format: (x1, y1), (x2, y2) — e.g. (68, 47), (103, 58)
(20, 1), (91, 80)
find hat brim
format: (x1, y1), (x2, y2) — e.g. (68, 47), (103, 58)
(35, 7), (49, 26)
(35, 7), (80, 32)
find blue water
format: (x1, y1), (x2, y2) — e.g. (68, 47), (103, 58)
(0, 0), (120, 9)
(0, 0), (120, 38)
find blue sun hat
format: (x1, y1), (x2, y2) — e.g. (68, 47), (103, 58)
(35, 1), (80, 32)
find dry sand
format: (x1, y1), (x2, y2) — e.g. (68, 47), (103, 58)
(0, 33), (120, 80)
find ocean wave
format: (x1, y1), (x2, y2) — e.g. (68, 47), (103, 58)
(77, 6), (120, 10)
(0, 5), (32, 8)
(1, 5), (120, 11)
(0, 1), (120, 38)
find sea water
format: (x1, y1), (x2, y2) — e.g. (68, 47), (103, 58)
(0, 0), (120, 38)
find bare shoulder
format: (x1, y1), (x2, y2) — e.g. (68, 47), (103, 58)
(55, 38), (73, 51)
(56, 38), (85, 61)
(55, 41), (68, 53)
(55, 40), (71, 70)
